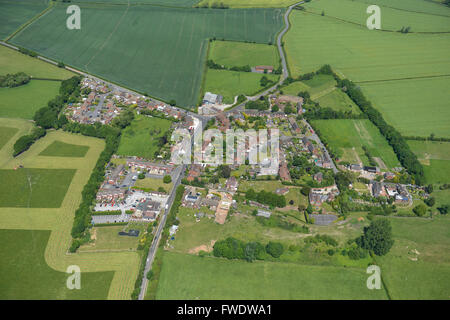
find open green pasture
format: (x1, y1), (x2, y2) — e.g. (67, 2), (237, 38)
(408, 140), (450, 184)
(0, 229), (114, 299)
(0, 168), (76, 208)
(10, 4), (284, 108)
(315, 89), (361, 114)
(39, 140), (90, 157)
(0, 126), (19, 150)
(154, 251), (387, 299)
(117, 115), (172, 159)
(311, 119), (400, 168)
(79, 225), (141, 252)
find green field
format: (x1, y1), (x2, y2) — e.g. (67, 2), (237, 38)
(315, 89), (361, 114)
(0, 80), (62, 119)
(284, 6), (450, 137)
(0, 0), (49, 40)
(408, 140), (450, 184)
(10, 4), (284, 108)
(154, 251), (387, 299)
(377, 216), (450, 299)
(197, 0), (297, 8)
(0, 229), (114, 299)
(0, 126), (19, 150)
(79, 225), (141, 252)
(0, 168), (76, 208)
(312, 119), (400, 168)
(209, 41), (280, 68)
(203, 69), (278, 103)
(0, 45), (73, 79)
(39, 140), (90, 157)
(117, 115), (172, 159)
(133, 177), (173, 193)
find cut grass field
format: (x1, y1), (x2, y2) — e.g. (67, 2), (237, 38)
(0, 44), (73, 79)
(407, 140), (450, 184)
(154, 251), (387, 299)
(203, 69), (279, 103)
(377, 216), (450, 299)
(117, 115), (172, 159)
(0, 126), (140, 299)
(311, 119), (400, 168)
(10, 3), (284, 108)
(315, 89), (361, 114)
(0, 126), (19, 150)
(197, 0), (298, 8)
(0, 229), (114, 299)
(0, 168), (76, 208)
(79, 225), (141, 253)
(133, 177), (173, 193)
(0, 80), (62, 119)
(209, 41), (280, 69)
(39, 140), (90, 157)
(284, 7), (450, 137)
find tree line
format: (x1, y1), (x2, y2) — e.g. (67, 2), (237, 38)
(0, 72), (30, 88)
(245, 188), (286, 208)
(213, 237), (285, 262)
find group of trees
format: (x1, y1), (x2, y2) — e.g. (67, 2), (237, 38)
(18, 47), (37, 57)
(245, 188), (286, 208)
(213, 237), (284, 262)
(356, 218), (394, 256)
(206, 59), (251, 72)
(245, 96), (270, 111)
(0, 72), (30, 88)
(13, 127), (46, 156)
(260, 75), (273, 87)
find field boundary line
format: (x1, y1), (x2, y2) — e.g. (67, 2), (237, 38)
(355, 74), (450, 84)
(5, 1), (55, 42)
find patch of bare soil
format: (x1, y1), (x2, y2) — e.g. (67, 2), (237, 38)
(189, 240), (216, 254)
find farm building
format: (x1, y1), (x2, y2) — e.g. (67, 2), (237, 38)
(203, 92), (223, 105)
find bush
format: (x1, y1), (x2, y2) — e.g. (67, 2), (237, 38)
(163, 175), (172, 183)
(356, 218), (394, 256)
(265, 241), (284, 258)
(0, 72), (30, 88)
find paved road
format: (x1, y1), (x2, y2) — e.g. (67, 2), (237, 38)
(138, 163), (186, 300)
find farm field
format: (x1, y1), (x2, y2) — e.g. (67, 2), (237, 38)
(311, 119), (400, 168)
(0, 126), (19, 150)
(10, 4), (285, 108)
(377, 216), (450, 299)
(0, 80), (61, 119)
(0, 0), (49, 40)
(203, 69), (278, 103)
(315, 89), (361, 114)
(283, 6), (450, 137)
(117, 115), (172, 159)
(197, 0), (297, 8)
(209, 41), (280, 69)
(0, 168), (76, 208)
(78, 225), (141, 253)
(0, 128), (140, 299)
(0, 229), (114, 299)
(39, 140), (90, 157)
(154, 251), (387, 299)
(407, 140), (450, 184)
(353, 0), (450, 16)
(0, 45), (73, 79)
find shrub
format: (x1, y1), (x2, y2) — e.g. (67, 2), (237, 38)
(265, 241), (284, 258)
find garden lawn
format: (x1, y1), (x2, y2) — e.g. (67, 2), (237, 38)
(10, 4), (284, 108)
(0, 229), (114, 299)
(79, 225), (141, 252)
(155, 251), (387, 299)
(209, 41), (280, 69)
(0, 126), (19, 150)
(311, 119), (400, 168)
(0, 44), (73, 79)
(133, 177), (173, 193)
(0, 168), (76, 208)
(39, 140), (90, 157)
(117, 115), (172, 159)
(0, 80), (61, 119)
(203, 69), (278, 103)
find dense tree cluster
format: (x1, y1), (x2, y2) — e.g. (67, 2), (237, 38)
(245, 97), (270, 111)
(245, 188), (286, 208)
(356, 218), (394, 256)
(213, 237), (285, 262)
(0, 72), (30, 88)
(13, 127), (46, 156)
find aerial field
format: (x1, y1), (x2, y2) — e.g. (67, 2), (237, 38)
(377, 216), (450, 299)
(0, 80), (62, 119)
(0, 229), (114, 299)
(311, 119), (400, 168)
(203, 69), (278, 103)
(407, 140), (450, 184)
(155, 252), (387, 299)
(78, 225), (141, 253)
(0, 0), (49, 40)
(284, 5), (450, 138)
(117, 115), (172, 159)
(0, 126), (19, 150)
(10, 4), (285, 108)
(315, 89), (361, 114)
(354, 0), (450, 16)
(209, 41), (280, 68)
(39, 140), (90, 157)
(197, 0), (298, 8)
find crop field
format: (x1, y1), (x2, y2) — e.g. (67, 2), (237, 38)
(117, 115), (172, 159)
(154, 251), (387, 299)
(203, 69), (278, 103)
(284, 2), (450, 137)
(0, 45), (73, 79)
(197, 0), (297, 8)
(209, 41), (280, 68)
(0, 80), (62, 119)
(10, 3), (285, 108)
(0, 0), (49, 40)
(0, 128), (140, 299)
(71, 0), (199, 6)
(0, 126), (19, 150)
(407, 140), (450, 184)
(0, 229), (114, 299)
(39, 140), (90, 157)
(311, 119), (400, 168)
(0, 168), (76, 208)
(377, 216), (450, 299)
